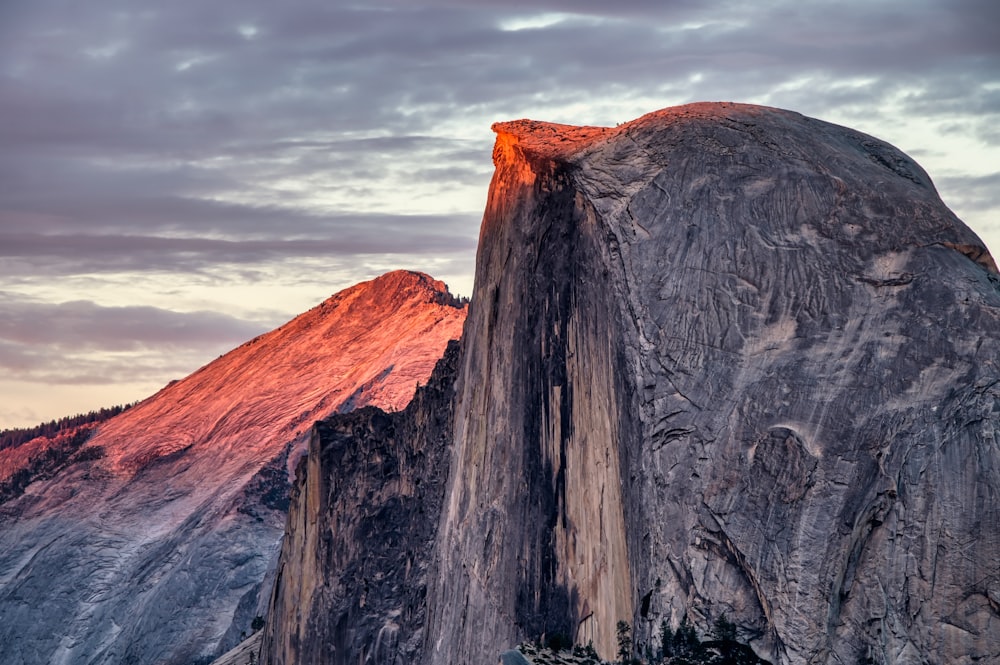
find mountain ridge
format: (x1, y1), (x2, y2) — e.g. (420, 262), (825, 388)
(0, 269), (466, 665)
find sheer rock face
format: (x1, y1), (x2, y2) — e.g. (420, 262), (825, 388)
(426, 103), (999, 664)
(259, 340), (461, 665)
(0, 271), (465, 665)
(256, 103), (998, 665)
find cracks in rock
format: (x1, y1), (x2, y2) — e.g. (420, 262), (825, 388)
(682, 265), (760, 294)
(721, 117), (785, 156)
(656, 332), (744, 357)
(625, 200), (652, 240)
(922, 241), (999, 277)
(698, 509), (784, 658)
(651, 427), (696, 453)
(827, 482), (901, 652)
(666, 554), (697, 603)
(663, 374), (703, 411)
(642, 358), (704, 414)
(456, 550), (520, 631)
(855, 273), (915, 288)
(746, 224), (803, 252)
(858, 139), (925, 187)
(940, 616), (976, 636)
(621, 129), (671, 173)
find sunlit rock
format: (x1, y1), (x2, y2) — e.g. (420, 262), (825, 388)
(0, 270), (466, 665)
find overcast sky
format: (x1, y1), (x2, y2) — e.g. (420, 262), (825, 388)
(1, 0), (998, 428)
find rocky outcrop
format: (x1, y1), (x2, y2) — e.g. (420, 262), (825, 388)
(0, 270), (465, 665)
(209, 632), (263, 665)
(263, 103), (1000, 665)
(259, 340), (460, 665)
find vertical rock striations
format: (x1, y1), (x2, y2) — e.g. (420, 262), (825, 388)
(260, 340), (461, 665)
(262, 103), (1000, 665)
(426, 119), (636, 661)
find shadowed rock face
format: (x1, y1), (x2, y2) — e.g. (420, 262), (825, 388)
(432, 103), (999, 664)
(259, 340), (461, 665)
(0, 270), (465, 665)
(262, 103), (999, 665)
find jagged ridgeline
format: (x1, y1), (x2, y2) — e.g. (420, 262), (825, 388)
(0, 271), (466, 665)
(259, 103), (1000, 665)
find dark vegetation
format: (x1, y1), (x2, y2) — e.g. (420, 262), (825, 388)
(0, 403), (134, 451)
(654, 614), (768, 665)
(0, 427), (105, 504)
(237, 448), (292, 520)
(0, 404), (131, 505)
(524, 614), (769, 665)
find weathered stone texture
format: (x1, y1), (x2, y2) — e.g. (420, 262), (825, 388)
(262, 103), (1000, 665)
(563, 104), (1000, 665)
(432, 103), (1000, 664)
(260, 340), (461, 665)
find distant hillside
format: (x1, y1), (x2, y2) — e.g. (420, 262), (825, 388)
(0, 270), (466, 665)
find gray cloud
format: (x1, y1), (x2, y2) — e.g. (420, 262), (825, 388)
(937, 173), (1000, 242)
(0, 295), (270, 389)
(0, 347), (214, 386)
(0, 0), (997, 426)
(0, 210), (478, 279)
(0, 295), (267, 351)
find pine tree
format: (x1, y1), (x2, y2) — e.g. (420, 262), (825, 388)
(616, 620), (632, 664)
(660, 619), (674, 659)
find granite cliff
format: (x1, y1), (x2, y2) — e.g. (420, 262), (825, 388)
(261, 103), (1000, 665)
(259, 340), (461, 665)
(0, 270), (466, 665)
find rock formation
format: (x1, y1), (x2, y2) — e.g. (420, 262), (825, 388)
(0, 270), (466, 665)
(261, 103), (1000, 665)
(259, 340), (461, 665)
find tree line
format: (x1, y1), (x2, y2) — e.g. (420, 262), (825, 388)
(524, 613), (769, 665)
(0, 403), (135, 451)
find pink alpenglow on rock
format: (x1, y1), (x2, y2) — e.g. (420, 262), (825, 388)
(0, 270), (466, 665)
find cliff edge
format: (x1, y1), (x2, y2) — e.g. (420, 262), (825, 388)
(264, 103), (1000, 665)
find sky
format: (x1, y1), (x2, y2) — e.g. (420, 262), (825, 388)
(1, 0), (998, 429)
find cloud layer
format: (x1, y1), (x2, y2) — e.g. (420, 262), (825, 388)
(1, 0), (998, 427)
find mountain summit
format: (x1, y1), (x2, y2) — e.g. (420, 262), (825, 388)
(0, 270), (466, 665)
(261, 103), (1000, 665)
